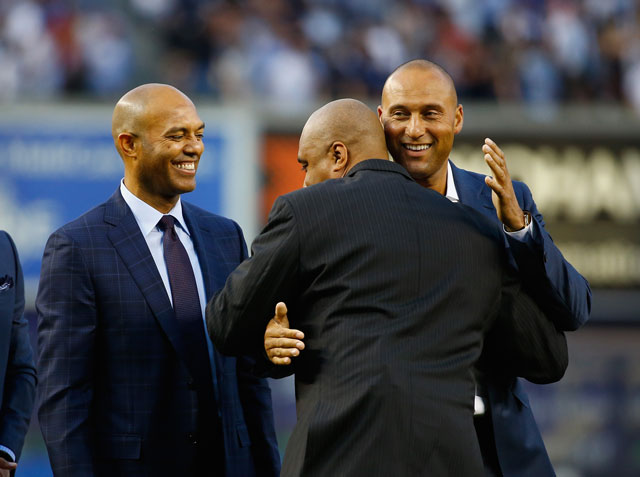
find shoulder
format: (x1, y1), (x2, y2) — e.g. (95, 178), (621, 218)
(0, 230), (16, 261)
(42, 200), (112, 254)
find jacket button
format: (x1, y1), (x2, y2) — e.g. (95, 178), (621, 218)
(187, 377), (195, 388)
(187, 433), (197, 445)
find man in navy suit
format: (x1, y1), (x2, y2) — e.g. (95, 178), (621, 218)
(36, 84), (280, 477)
(0, 231), (36, 477)
(375, 60), (590, 476)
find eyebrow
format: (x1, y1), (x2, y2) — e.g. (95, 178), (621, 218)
(164, 122), (206, 135)
(387, 102), (444, 111)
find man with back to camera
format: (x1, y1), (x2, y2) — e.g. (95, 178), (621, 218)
(0, 231), (36, 477)
(207, 98), (568, 476)
(36, 83), (280, 476)
(265, 59), (591, 476)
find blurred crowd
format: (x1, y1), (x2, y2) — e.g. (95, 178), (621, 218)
(1, 0), (640, 112)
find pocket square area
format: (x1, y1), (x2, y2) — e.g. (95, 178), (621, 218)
(0, 274), (14, 291)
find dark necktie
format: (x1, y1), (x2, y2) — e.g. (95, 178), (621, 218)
(157, 215), (215, 399)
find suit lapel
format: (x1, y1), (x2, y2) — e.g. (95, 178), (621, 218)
(451, 161), (495, 216)
(104, 190), (193, 371)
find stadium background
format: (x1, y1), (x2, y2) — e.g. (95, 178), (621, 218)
(1, 0), (639, 475)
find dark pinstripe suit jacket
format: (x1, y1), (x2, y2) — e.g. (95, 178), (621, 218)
(207, 160), (566, 477)
(36, 189), (280, 477)
(0, 231), (36, 463)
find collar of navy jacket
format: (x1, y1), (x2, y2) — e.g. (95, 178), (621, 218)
(346, 158), (416, 180)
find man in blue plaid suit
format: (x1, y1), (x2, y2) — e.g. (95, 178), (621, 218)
(36, 84), (280, 477)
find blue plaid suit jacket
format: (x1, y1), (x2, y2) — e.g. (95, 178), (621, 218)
(36, 189), (280, 477)
(451, 161), (591, 477)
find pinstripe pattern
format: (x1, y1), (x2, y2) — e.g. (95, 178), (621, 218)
(209, 159), (551, 476)
(36, 189), (280, 477)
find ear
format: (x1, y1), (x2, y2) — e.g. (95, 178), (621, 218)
(118, 132), (138, 159)
(330, 141), (349, 173)
(377, 105), (383, 122)
(453, 104), (464, 135)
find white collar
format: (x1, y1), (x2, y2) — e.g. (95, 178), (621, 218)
(445, 160), (459, 203)
(119, 179), (190, 237)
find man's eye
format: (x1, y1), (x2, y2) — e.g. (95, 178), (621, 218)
(392, 111), (408, 118)
(168, 135), (183, 140)
(301, 164), (308, 171)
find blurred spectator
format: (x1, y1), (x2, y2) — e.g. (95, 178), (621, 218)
(1, 0), (640, 114)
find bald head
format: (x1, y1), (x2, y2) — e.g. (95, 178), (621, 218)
(112, 83), (195, 158)
(383, 59), (457, 105)
(302, 99), (388, 164)
(297, 99), (389, 187)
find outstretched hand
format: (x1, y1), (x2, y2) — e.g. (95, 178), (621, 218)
(483, 138), (526, 231)
(264, 302), (305, 365)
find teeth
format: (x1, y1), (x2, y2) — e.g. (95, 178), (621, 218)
(175, 162), (195, 170)
(404, 144), (431, 151)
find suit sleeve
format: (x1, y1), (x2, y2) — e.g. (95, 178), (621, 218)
(481, 268), (568, 385)
(206, 196), (300, 358)
(507, 182), (591, 331)
(229, 221), (281, 476)
(36, 230), (97, 476)
(0, 233), (36, 462)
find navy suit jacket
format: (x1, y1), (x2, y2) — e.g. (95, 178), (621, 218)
(36, 190), (280, 477)
(0, 231), (36, 463)
(451, 162), (591, 477)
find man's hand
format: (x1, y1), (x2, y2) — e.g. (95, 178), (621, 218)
(483, 138), (526, 231)
(0, 456), (17, 477)
(264, 302), (305, 365)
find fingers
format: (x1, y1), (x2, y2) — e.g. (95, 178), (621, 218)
(0, 458), (17, 470)
(265, 340), (304, 366)
(270, 356), (293, 365)
(265, 324), (305, 340)
(265, 337), (305, 351)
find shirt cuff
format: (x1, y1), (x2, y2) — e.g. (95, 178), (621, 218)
(504, 221), (532, 241)
(0, 444), (16, 462)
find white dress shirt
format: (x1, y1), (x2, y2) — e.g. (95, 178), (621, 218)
(119, 180), (219, 397)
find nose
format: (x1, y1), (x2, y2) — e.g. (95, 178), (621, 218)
(406, 114), (423, 139)
(184, 135), (204, 157)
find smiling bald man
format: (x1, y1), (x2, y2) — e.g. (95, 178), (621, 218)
(36, 84), (280, 477)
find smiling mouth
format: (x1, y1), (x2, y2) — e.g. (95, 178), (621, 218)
(173, 162), (196, 171)
(403, 144), (431, 151)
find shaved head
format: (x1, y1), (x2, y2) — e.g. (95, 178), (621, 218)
(301, 98), (388, 163)
(297, 99), (389, 187)
(383, 59), (458, 105)
(111, 83), (196, 159)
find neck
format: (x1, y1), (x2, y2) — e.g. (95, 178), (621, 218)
(416, 168), (447, 196)
(123, 177), (179, 214)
